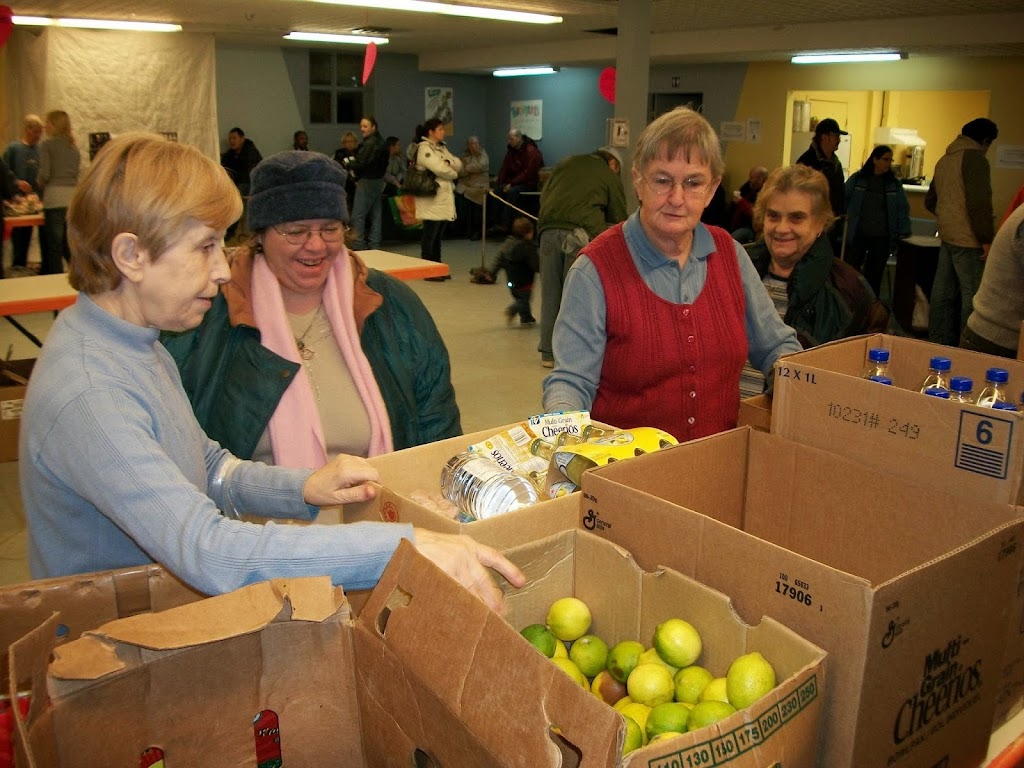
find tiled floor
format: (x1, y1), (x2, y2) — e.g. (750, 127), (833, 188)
(0, 233), (552, 587)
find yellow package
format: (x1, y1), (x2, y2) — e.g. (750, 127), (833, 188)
(467, 410), (591, 478)
(549, 427), (678, 487)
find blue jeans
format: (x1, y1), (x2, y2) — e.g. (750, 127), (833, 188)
(350, 177), (386, 250)
(928, 242), (985, 346)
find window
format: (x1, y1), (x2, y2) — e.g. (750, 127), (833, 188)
(309, 51), (373, 124)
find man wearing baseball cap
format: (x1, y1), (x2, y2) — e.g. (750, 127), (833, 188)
(797, 117), (849, 253)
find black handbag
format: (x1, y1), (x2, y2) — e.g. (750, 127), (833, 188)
(402, 165), (439, 196)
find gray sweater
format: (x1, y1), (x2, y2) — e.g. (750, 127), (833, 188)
(20, 293), (412, 595)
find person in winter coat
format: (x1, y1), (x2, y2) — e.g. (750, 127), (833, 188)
(411, 118), (462, 277)
(738, 164), (892, 397)
(489, 128), (544, 233)
(925, 117), (999, 346)
(162, 150), (462, 463)
(341, 116), (390, 251)
(843, 145), (911, 295)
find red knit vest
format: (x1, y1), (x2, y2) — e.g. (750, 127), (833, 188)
(588, 224), (747, 442)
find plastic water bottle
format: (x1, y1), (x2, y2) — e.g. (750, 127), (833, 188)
(923, 387), (950, 399)
(868, 375), (893, 385)
(918, 356), (952, 396)
(440, 452), (539, 521)
(861, 348), (891, 380)
(948, 376), (975, 404)
(976, 368), (1011, 408)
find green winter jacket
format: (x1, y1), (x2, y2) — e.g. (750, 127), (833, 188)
(746, 236), (892, 348)
(161, 249), (461, 460)
(537, 152), (627, 238)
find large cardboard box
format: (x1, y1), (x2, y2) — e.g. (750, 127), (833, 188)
(580, 427), (1024, 768)
(771, 333), (1024, 727)
(0, 359), (34, 462)
(737, 394), (772, 433)
(1, 564), (204, 684)
(353, 532), (826, 768)
(345, 422), (585, 549)
(772, 333), (1024, 505)
(11, 577), (362, 768)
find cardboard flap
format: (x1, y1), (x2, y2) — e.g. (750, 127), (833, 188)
(9, 612), (61, 768)
(50, 577), (342, 680)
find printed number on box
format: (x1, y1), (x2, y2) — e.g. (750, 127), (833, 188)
(956, 411), (1015, 480)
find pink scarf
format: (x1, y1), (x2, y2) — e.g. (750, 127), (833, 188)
(250, 248), (393, 468)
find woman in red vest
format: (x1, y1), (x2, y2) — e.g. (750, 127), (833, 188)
(542, 107), (801, 442)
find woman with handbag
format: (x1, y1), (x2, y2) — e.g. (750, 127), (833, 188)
(411, 118), (462, 280)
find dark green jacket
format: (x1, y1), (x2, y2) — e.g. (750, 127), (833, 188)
(161, 260), (461, 460)
(537, 152), (627, 238)
(746, 236), (892, 348)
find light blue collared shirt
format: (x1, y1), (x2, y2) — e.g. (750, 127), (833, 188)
(542, 211), (801, 413)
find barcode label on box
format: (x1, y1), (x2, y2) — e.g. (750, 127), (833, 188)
(956, 411), (1014, 480)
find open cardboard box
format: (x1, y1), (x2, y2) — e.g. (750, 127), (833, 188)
(345, 421), (609, 549)
(579, 426), (1024, 768)
(353, 530), (826, 768)
(771, 332), (1024, 727)
(737, 393), (772, 433)
(10, 577), (362, 767)
(772, 333), (1024, 505)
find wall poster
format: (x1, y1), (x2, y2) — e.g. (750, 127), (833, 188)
(510, 100), (542, 140)
(425, 87), (455, 136)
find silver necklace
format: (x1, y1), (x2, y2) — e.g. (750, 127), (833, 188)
(295, 304), (325, 361)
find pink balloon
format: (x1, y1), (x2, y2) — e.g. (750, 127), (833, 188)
(0, 6), (13, 50)
(598, 67), (616, 104)
(362, 42), (377, 85)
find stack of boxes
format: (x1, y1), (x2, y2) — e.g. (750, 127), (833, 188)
(4, 333), (1024, 765)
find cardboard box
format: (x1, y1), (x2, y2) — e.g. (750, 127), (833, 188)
(770, 333), (1024, 727)
(344, 422), (586, 549)
(737, 394), (772, 433)
(0, 359), (34, 462)
(772, 333), (1024, 505)
(580, 427), (1024, 768)
(353, 531), (826, 768)
(1, 564), (204, 685)
(11, 577), (362, 767)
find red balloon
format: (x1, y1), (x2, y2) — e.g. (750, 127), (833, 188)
(598, 67), (616, 104)
(362, 42), (377, 85)
(0, 6), (13, 50)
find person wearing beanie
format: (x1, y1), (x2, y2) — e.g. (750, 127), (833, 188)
(162, 149), (462, 467)
(533, 145), (627, 367)
(410, 118), (462, 277)
(22, 132), (522, 610)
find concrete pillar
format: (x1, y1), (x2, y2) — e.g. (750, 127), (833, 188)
(615, 0), (651, 213)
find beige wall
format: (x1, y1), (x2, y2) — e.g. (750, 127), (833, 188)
(726, 56), (1024, 215)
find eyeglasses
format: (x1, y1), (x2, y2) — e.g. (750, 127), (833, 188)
(640, 174), (714, 199)
(272, 224), (345, 245)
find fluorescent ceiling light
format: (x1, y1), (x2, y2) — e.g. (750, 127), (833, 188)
(493, 67), (557, 77)
(792, 52), (903, 64)
(284, 31), (389, 45)
(13, 15), (181, 32)
(307, 0), (561, 25)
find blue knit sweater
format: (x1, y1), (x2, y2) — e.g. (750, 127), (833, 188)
(20, 293), (412, 595)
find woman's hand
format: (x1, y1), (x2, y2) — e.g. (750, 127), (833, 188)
(302, 454), (380, 506)
(412, 529), (527, 615)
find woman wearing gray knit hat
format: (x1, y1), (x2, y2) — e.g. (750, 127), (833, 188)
(163, 149), (462, 466)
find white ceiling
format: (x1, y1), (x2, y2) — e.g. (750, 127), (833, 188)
(13, 0), (1024, 73)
